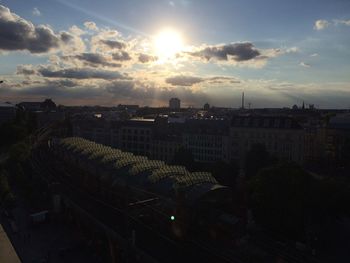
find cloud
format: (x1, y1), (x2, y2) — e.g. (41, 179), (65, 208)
(38, 67), (126, 79)
(138, 53), (157, 63)
(334, 19), (350, 26)
(314, 19), (330, 30)
(17, 64), (126, 80)
(84, 21), (98, 31)
(63, 52), (122, 67)
(165, 75), (240, 86)
(313, 18), (350, 31)
(285, 47), (299, 53)
(100, 39), (126, 49)
(299, 62), (311, 68)
(187, 42), (261, 62)
(90, 30), (124, 52)
(69, 25), (85, 36)
(1, 75), (208, 106)
(112, 51), (132, 61)
(0, 4), (81, 53)
(207, 76), (240, 84)
(310, 53), (319, 57)
(32, 7), (41, 16)
(166, 75), (203, 86)
(16, 65), (37, 75)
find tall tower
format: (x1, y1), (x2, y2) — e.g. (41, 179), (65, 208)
(169, 98), (181, 110)
(241, 92), (245, 109)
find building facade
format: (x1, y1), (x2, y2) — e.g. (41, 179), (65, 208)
(229, 116), (305, 164)
(0, 102), (16, 124)
(71, 114), (307, 165)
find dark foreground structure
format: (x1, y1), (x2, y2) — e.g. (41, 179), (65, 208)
(32, 136), (243, 262)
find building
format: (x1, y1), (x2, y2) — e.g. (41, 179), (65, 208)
(119, 119), (154, 156)
(0, 102), (16, 124)
(169, 98), (181, 110)
(203, 103), (210, 111)
(229, 116), (305, 164)
(71, 112), (307, 166)
(71, 114), (112, 145)
(325, 113), (350, 161)
(183, 119), (230, 163)
(36, 111), (65, 128)
(18, 99), (56, 112)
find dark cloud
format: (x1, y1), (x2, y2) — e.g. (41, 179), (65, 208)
(104, 80), (208, 106)
(0, 5), (69, 53)
(187, 42), (261, 62)
(64, 52), (122, 67)
(60, 32), (74, 43)
(100, 40), (126, 49)
(112, 51), (132, 61)
(37, 67), (126, 80)
(166, 75), (203, 86)
(1, 76), (208, 106)
(165, 75), (240, 86)
(105, 80), (137, 97)
(138, 53), (157, 63)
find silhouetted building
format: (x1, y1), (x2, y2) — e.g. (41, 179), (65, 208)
(203, 103), (210, 110)
(18, 101), (42, 111)
(230, 116), (305, 164)
(18, 98), (57, 112)
(0, 102), (16, 124)
(41, 98), (56, 111)
(325, 113), (350, 161)
(169, 98), (181, 110)
(183, 119), (230, 163)
(71, 113), (307, 165)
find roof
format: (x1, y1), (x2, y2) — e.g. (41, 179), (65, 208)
(184, 119), (229, 135)
(231, 116), (302, 129)
(53, 137), (226, 203)
(0, 102), (15, 108)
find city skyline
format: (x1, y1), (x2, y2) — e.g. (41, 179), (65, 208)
(1, 0), (350, 108)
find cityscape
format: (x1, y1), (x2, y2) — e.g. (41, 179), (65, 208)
(1, 1), (350, 263)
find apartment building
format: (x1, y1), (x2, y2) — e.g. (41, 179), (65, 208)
(230, 116), (305, 164)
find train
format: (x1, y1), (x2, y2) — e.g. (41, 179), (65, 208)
(47, 137), (244, 242)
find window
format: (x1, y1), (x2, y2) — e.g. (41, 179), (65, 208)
(263, 118), (270, 127)
(274, 119), (280, 128)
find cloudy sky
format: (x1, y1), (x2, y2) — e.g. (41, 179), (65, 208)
(0, 0), (350, 108)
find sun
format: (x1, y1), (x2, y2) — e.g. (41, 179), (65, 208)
(153, 28), (184, 61)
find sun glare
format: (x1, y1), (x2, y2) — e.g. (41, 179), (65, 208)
(154, 29), (184, 61)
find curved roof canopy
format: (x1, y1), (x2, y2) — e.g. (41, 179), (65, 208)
(54, 137), (227, 203)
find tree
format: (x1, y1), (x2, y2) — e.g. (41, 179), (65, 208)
(0, 170), (16, 209)
(0, 122), (28, 148)
(245, 143), (276, 178)
(208, 160), (239, 188)
(249, 163), (315, 240)
(8, 141), (31, 164)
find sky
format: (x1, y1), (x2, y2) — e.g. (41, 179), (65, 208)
(0, 0), (350, 108)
